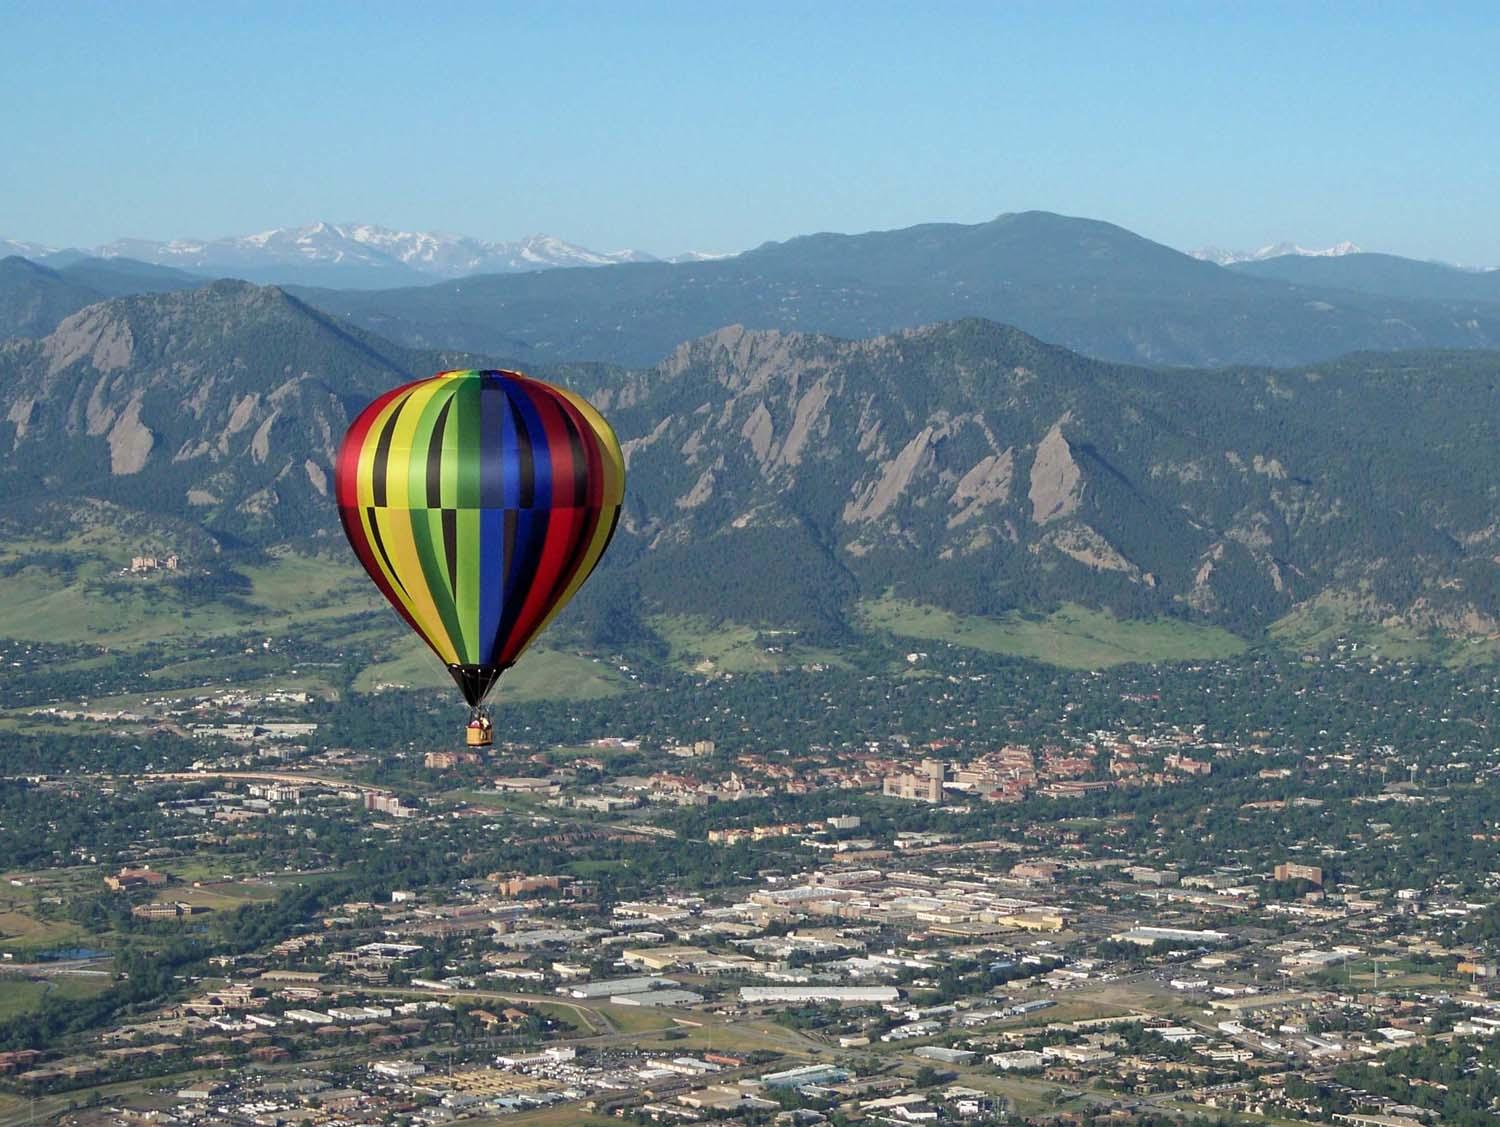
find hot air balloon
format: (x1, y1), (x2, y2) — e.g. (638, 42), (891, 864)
(334, 368), (625, 745)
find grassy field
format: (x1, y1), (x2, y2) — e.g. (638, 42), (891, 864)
(860, 597), (1247, 669)
(0, 909), (88, 949)
(467, 1109), (616, 1127)
(644, 1020), (810, 1056)
(528, 1001), (596, 1033)
(163, 881), (280, 912)
(0, 535), (632, 708)
(0, 975), (112, 1020)
(651, 614), (846, 674)
(593, 1003), (678, 1035)
(1271, 594), (1500, 665)
(0, 548), (380, 646)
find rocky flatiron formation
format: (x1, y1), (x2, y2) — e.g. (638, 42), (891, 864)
(1, 284), (1497, 641)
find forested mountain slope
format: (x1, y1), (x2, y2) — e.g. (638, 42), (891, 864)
(1, 283), (1496, 645)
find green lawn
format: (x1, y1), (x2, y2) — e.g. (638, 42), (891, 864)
(0, 549), (380, 646)
(0, 910), (90, 949)
(0, 976), (112, 1020)
(651, 614), (846, 674)
(651, 1021), (808, 1055)
(160, 882), (280, 912)
(524, 1001), (597, 1033)
(1270, 594), (1499, 665)
(593, 1003), (678, 1034)
(467, 1109), (615, 1127)
(860, 597), (1246, 669)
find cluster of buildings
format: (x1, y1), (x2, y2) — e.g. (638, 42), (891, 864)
(127, 553), (179, 573)
(880, 744), (1213, 807)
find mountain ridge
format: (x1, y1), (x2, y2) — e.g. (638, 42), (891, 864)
(2, 282), (1496, 650)
(290, 210), (1500, 368)
(1228, 251), (1500, 304)
(4, 223), (732, 290)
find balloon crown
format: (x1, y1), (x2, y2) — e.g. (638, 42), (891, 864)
(436, 368), (526, 381)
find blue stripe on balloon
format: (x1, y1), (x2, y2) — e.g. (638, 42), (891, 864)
(477, 505), (504, 665)
(498, 507), (550, 657)
(506, 381), (551, 510)
(479, 378), (507, 508)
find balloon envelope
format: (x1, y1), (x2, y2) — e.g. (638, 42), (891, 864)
(335, 368), (625, 705)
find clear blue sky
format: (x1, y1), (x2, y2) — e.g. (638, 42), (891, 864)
(2, 1), (1497, 262)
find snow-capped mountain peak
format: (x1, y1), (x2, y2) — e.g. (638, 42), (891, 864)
(667, 249), (738, 263)
(10, 222), (735, 286)
(0, 237), (58, 259)
(78, 221), (692, 285)
(1191, 240), (1362, 266)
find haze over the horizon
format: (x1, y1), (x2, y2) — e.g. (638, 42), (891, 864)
(3, 1), (1497, 264)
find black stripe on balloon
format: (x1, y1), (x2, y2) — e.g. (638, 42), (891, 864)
(491, 508), (518, 664)
(493, 507), (550, 662)
(441, 507), (459, 599)
(426, 396), (452, 508)
(535, 507), (602, 638)
(508, 393), (535, 509)
(365, 507), (408, 596)
(502, 508), (517, 592)
(371, 394), (406, 508)
(596, 505), (622, 564)
(558, 399), (589, 507)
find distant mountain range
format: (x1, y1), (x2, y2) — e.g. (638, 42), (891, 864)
(1226, 251), (1500, 304)
(1190, 241), (1362, 266)
(0, 255), (203, 339)
(2, 223), (733, 289)
(2, 282), (1497, 646)
(291, 211), (1500, 368)
(6, 211), (1500, 369)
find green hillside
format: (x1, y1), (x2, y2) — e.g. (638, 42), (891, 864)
(1, 283), (1497, 673)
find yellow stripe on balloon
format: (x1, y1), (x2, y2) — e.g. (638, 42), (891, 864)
(370, 506), (461, 665)
(353, 387), (410, 509)
(370, 383), (460, 663)
(351, 504), (451, 662)
(554, 387), (626, 504)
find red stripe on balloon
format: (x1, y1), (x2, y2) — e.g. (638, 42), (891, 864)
(499, 505), (588, 664)
(551, 387), (606, 507)
(335, 380), (420, 508)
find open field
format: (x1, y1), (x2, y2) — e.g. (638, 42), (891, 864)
(860, 597), (1247, 669)
(1271, 594), (1500, 665)
(0, 547), (372, 641)
(161, 881), (280, 911)
(0, 909), (90, 949)
(637, 1020), (810, 1056)
(651, 614), (847, 674)
(0, 975), (112, 1020)
(0, 1069), (215, 1127)
(592, 1003), (678, 1035)
(466, 1109), (616, 1127)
